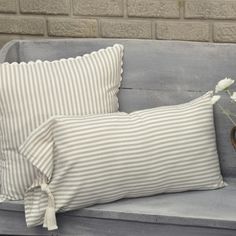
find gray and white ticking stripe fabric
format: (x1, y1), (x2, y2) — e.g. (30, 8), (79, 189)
(19, 92), (225, 230)
(0, 44), (124, 200)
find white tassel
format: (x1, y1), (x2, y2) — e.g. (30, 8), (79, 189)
(41, 183), (58, 231)
(0, 195), (6, 203)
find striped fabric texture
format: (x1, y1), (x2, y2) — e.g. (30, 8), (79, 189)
(19, 92), (225, 230)
(0, 44), (124, 200)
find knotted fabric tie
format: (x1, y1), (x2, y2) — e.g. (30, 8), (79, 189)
(41, 183), (58, 231)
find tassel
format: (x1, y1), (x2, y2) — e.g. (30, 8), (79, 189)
(0, 195), (6, 203)
(41, 183), (58, 231)
(43, 207), (58, 230)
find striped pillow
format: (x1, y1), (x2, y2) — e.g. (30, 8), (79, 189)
(0, 44), (124, 200)
(19, 92), (225, 230)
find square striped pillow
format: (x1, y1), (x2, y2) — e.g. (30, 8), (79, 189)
(0, 44), (124, 200)
(19, 92), (225, 230)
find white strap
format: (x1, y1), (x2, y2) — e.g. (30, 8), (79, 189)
(41, 183), (58, 231)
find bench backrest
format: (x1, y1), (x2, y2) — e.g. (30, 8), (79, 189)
(0, 38), (236, 178)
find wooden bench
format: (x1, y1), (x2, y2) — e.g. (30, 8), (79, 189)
(0, 38), (236, 236)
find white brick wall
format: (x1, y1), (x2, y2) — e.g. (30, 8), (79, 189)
(0, 0), (236, 48)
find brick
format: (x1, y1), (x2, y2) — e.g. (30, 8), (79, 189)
(20, 0), (70, 15)
(73, 0), (123, 16)
(185, 0), (236, 19)
(128, 0), (179, 18)
(101, 20), (152, 39)
(48, 18), (98, 37)
(156, 21), (209, 42)
(214, 23), (236, 43)
(0, 17), (45, 35)
(0, 0), (16, 13)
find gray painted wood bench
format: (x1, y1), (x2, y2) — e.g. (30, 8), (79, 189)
(0, 38), (236, 236)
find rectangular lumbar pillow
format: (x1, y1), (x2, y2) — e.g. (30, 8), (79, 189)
(0, 44), (124, 200)
(19, 92), (225, 230)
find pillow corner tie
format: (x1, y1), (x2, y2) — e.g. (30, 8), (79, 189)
(41, 183), (58, 231)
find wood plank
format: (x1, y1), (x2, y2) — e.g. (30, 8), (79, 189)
(57, 215), (236, 236)
(16, 39), (236, 92)
(0, 210), (53, 235)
